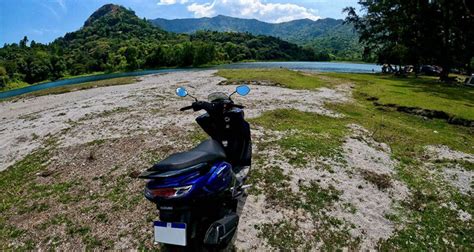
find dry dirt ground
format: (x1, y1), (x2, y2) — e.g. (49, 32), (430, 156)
(0, 70), (472, 250)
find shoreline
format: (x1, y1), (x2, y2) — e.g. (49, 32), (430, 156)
(0, 61), (379, 99)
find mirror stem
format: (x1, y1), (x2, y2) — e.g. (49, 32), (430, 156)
(188, 94), (198, 101)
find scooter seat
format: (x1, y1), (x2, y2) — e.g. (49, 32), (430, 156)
(152, 139), (226, 171)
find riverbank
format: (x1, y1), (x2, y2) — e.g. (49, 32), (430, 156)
(1, 69), (472, 250)
(0, 62), (381, 99)
(1, 77), (139, 102)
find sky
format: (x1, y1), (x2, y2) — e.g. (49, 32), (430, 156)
(0, 0), (359, 44)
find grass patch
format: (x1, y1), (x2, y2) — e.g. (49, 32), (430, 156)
(87, 139), (107, 146)
(0, 148), (51, 247)
(0, 149), (51, 213)
(218, 68), (330, 89)
(433, 159), (474, 171)
(329, 100), (474, 159)
(0, 80), (29, 92)
(324, 73), (474, 121)
(257, 220), (305, 250)
(247, 165), (298, 208)
(257, 216), (358, 250)
(380, 191), (474, 250)
(187, 127), (208, 145)
(360, 170), (392, 190)
(79, 107), (129, 121)
(250, 109), (347, 161)
(299, 182), (341, 213)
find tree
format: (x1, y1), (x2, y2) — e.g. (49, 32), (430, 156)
(0, 66), (8, 88)
(0, 4), (318, 86)
(193, 43), (215, 66)
(19, 36), (29, 48)
(345, 0), (474, 79)
(123, 46), (139, 70)
(146, 46), (165, 67)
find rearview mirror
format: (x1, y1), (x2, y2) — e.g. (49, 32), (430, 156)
(176, 87), (188, 97)
(236, 85), (250, 96)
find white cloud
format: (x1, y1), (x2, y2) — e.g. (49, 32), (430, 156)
(158, 0), (189, 5)
(55, 0), (67, 11)
(186, 0), (320, 23)
(187, 1), (217, 17)
(32, 28), (60, 36)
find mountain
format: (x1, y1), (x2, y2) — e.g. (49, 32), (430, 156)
(59, 4), (169, 43)
(0, 4), (321, 87)
(151, 15), (362, 60)
(152, 15), (341, 44)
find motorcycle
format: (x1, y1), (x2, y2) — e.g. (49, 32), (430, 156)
(138, 85), (252, 250)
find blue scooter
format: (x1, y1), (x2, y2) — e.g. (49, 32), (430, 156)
(139, 85), (252, 250)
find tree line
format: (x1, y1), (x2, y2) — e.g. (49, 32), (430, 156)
(345, 0), (474, 80)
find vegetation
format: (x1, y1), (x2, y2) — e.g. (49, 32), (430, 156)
(218, 69), (329, 89)
(1, 77), (138, 101)
(152, 15), (362, 61)
(325, 73), (474, 121)
(219, 69), (474, 249)
(250, 109), (347, 160)
(345, 0), (474, 78)
(0, 4), (320, 90)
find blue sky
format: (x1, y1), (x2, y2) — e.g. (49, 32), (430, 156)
(0, 0), (359, 44)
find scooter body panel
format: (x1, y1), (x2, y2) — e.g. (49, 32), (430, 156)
(144, 161), (235, 204)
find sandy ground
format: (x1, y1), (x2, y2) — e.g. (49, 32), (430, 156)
(0, 70), (348, 172)
(1, 70), (472, 250)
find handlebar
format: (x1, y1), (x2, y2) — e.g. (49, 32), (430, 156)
(179, 105), (193, 111)
(179, 101), (244, 112)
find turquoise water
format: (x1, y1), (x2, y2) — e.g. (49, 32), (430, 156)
(219, 61), (380, 73)
(0, 62), (379, 99)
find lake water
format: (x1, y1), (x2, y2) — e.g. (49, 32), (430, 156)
(0, 62), (379, 99)
(218, 61), (380, 73)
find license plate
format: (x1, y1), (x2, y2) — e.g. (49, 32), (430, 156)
(154, 221), (187, 246)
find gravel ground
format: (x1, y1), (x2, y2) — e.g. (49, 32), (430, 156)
(0, 70), (349, 172)
(1, 70), (472, 250)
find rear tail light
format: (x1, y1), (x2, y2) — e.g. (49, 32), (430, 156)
(146, 185), (192, 199)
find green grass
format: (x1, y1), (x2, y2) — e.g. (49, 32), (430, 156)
(324, 73), (474, 121)
(247, 164), (297, 208)
(0, 148), (52, 247)
(218, 68), (330, 89)
(329, 96), (474, 159)
(257, 220), (305, 250)
(1, 76), (138, 101)
(0, 72), (105, 92)
(0, 80), (29, 92)
(225, 69), (474, 250)
(250, 109), (348, 163)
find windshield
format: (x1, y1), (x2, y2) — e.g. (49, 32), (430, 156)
(208, 92), (229, 102)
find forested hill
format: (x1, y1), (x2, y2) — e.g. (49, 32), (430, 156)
(152, 15), (362, 60)
(0, 4), (320, 88)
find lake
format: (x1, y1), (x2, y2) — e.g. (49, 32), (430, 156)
(218, 61), (380, 73)
(0, 62), (379, 99)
